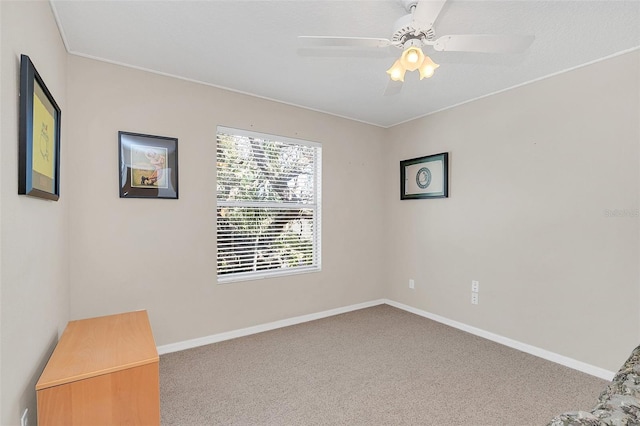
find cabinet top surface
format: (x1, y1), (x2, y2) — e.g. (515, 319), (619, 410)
(36, 310), (158, 390)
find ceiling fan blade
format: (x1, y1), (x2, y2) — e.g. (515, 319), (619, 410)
(412, 0), (448, 32)
(433, 34), (535, 53)
(297, 46), (398, 58)
(298, 36), (395, 49)
(384, 79), (403, 96)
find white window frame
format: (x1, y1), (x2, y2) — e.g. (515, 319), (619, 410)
(216, 126), (322, 283)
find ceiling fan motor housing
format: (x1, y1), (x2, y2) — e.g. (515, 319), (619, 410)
(391, 13), (435, 50)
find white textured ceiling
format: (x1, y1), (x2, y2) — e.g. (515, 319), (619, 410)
(50, 0), (640, 128)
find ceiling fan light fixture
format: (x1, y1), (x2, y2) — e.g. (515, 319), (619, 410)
(400, 46), (425, 72)
(418, 55), (439, 79)
(386, 59), (406, 82)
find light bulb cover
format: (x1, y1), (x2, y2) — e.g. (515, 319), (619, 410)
(400, 47), (425, 72)
(419, 56), (440, 80)
(386, 59), (406, 82)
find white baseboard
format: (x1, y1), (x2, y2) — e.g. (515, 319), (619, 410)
(157, 299), (386, 355)
(384, 299), (616, 381)
(157, 298), (616, 381)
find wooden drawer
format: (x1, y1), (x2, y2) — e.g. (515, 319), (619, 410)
(36, 311), (159, 425)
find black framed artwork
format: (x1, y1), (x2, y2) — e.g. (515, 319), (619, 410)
(118, 131), (179, 199)
(400, 152), (448, 200)
(18, 54), (61, 201)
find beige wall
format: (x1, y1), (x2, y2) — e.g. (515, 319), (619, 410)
(0, 1), (69, 425)
(383, 50), (640, 372)
(66, 56), (387, 346)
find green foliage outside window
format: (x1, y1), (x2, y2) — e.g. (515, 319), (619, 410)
(217, 132), (320, 278)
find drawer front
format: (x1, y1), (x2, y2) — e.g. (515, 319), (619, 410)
(37, 362), (159, 426)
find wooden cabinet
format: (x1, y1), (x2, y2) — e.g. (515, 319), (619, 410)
(36, 310), (159, 425)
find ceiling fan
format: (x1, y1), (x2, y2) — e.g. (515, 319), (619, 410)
(299, 0), (535, 95)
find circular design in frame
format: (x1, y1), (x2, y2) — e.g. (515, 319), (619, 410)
(416, 167), (432, 189)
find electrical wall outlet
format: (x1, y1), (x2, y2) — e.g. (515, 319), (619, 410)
(21, 408), (28, 426)
(471, 280), (479, 293)
(409, 279), (415, 289)
(471, 293), (479, 305)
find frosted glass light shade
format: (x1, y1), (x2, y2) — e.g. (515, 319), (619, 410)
(419, 56), (440, 79)
(386, 59), (406, 82)
(400, 47), (425, 72)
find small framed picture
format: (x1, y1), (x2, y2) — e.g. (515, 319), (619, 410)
(400, 152), (448, 200)
(18, 54), (61, 201)
(118, 131), (178, 199)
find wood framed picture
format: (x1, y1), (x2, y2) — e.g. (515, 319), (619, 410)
(18, 54), (61, 201)
(400, 152), (448, 200)
(118, 131), (179, 199)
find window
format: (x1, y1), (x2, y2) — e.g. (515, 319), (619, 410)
(216, 127), (322, 283)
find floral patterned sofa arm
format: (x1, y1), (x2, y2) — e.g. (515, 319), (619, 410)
(548, 346), (640, 426)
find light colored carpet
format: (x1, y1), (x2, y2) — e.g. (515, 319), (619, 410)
(160, 304), (607, 425)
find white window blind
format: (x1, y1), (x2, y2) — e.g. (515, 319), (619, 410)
(216, 126), (322, 283)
